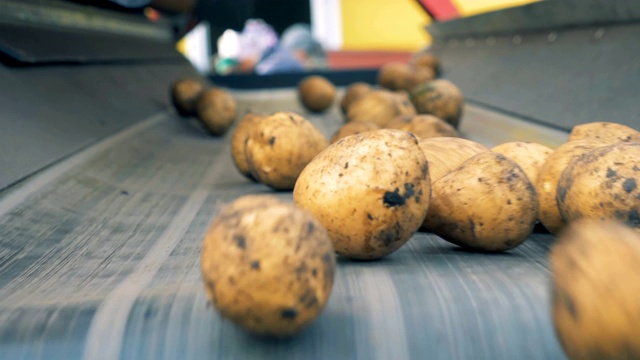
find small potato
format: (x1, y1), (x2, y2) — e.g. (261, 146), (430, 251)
(568, 121), (640, 144)
(409, 79), (464, 128)
(550, 220), (640, 359)
(411, 52), (440, 74)
(386, 114), (459, 140)
(347, 90), (416, 127)
(195, 88), (238, 135)
(298, 75), (336, 112)
(557, 142), (640, 229)
(201, 195), (336, 337)
(407, 67), (436, 91)
(170, 78), (205, 116)
(245, 112), (328, 190)
(418, 137), (488, 182)
(378, 62), (412, 91)
(230, 112), (264, 180)
(491, 141), (554, 185)
(330, 121), (379, 143)
(424, 152), (538, 251)
(293, 129), (431, 260)
(536, 139), (605, 234)
(340, 82), (372, 115)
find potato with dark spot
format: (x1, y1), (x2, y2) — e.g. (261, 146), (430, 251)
(386, 114), (459, 139)
(340, 82), (372, 115)
(550, 220), (640, 360)
(411, 52), (440, 74)
(170, 78), (205, 116)
(195, 88), (238, 135)
(568, 121), (640, 144)
(557, 142), (640, 229)
(293, 129), (431, 260)
(378, 62), (412, 91)
(347, 90), (416, 127)
(201, 195), (335, 337)
(330, 121), (379, 143)
(536, 139), (606, 234)
(492, 141), (554, 185)
(409, 79), (464, 128)
(230, 112), (264, 180)
(423, 152), (538, 251)
(298, 75), (336, 112)
(245, 112), (328, 190)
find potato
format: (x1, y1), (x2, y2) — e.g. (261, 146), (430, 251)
(330, 121), (379, 143)
(386, 114), (459, 140)
(201, 195), (335, 336)
(293, 129), (431, 260)
(378, 62), (412, 91)
(230, 112), (263, 180)
(568, 121), (640, 144)
(340, 82), (372, 115)
(557, 142), (640, 229)
(423, 152), (538, 251)
(411, 52), (440, 74)
(407, 67), (436, 91)
(245, 112), (328, 190)
(418, 137), (488, 182)
(195, 88), (238, 135)
(550, 220), (640, 359)
(170, 78), (205, 116)
(298, 75), (336, 112)
(347, 90), (416, 127)
(409, 79), (464, 128)
(491, 141), (554, 185)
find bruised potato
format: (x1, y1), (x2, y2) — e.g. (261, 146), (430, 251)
(245, 112), (328, 190)
(550, 220), (640, 359)
(170, 78), (205, 116)
(195, 88), (238, 135)
(418, 137), (488, 182)
(424, 152), (538, 251)
(557, 142), (640, 229)
(347, 90), (416, 127)
(409, 79), (464, 128)
(230, 112), (263, 180)
(298, 75), (336, 112)
(201, 195), (336, 336)
(294, 129), (431, 260)
(340, 82), (372, 115)
(536, 139), (605, 234)
(386, 114), (459, 140)
(330, 121), (379, 143)
(491, 141), (554, 185)
(568, 121), (640, 144)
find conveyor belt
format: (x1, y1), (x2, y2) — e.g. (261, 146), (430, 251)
(0, 89), (568, 360)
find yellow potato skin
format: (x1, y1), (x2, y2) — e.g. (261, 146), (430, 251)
(201, 195), (336, 337)
(230, 113), (263, 180)
(347, 90), (416, 127)
(386, 114), (459, 140)
(245, 112), (328, 190)
(491, 141), (554, 185)
(195, 88), (238, 135)
(298, 75), (336, 112)
(409, 79), (464, 128)
(418, 137), (488, 182)
(330, 121), (379, 143)
(293, 129), (431, 260)
(424, 152), (538, 251)
(550, 220), (640, 360)
(568, 121), (640, 144)
(378, 62), (412, 91)
(556, 142), (640, 229)
(340, 82), (372, 115)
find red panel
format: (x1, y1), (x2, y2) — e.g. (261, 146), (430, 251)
(327, 51), (413, 70)
(417, 0), (460, 21)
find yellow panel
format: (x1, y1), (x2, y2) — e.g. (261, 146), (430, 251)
(341, 0), (431, 51)
(452, 0), (539, 17)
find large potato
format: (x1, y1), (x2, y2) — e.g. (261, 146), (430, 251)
(330, 121), (379, 143)
(170, 78), (204, 116)
(298, 75), (336, 112)
(387, 114), (459, 140)
(230, 112), (263, 180)
(491, 141), (554, 185)
(418, 137), (489, 182)
(409, 79), (463, 128)
(347, 90), (416, 127)
(293, 129), (431, 260)
(550, 220), (640, 359)
(557, 142), (640, 229)
(201, 195), (335, 336)
(424, 152), (538, 251)
(195, 88), (238, 135)
(568, 121), (640, 144)
(535, 139), (605, 234)
(245, 112), (328, 190)
(340, 82), (372, 115)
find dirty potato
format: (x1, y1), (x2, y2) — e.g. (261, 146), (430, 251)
(409, 79), (464, 128)
(245, 112), (328, 190)
(170, 78), (205, 116)
(557, 142), (640, 229)
(492, 141), (554, 185)
(424, 152), (538, 251)
(293, 129), (431, 260)
(330, 121), (379, 143)
(418, 137), (488, 182)
(550, 220), (640, 359)
(386, 114), (459, 140)
(298, 75), (336, 112)
(347, 90), (416, 127)
(568, 121), (640, 144)
(195, 88), (238, 135)
(230, 112), (264, 180)
(201, 195), (336, 337)
(340, 82), (372, 115)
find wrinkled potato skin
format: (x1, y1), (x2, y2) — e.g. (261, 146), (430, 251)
(556, 142), (640, 229)
(568, 122), (640, 144)
(340, 82), (372, 115)
(417, 137), (489, 182)
(550, 220), (640, 360)
(330, 121), (379, 143)
(536, 139), (605, 234)
(171, 78), (204, 116)
(378, 62), (412, 91)
(347, 90), (416, 127)
(293, 129), (431, 260)
(201, 195), (336, 337)
(245, 112), (328, 190)
(230, 113), (263, 180)
(298, 75), (336, 112)
(409, 79), (464, 128)
(387, 115), (459, 140)
(491, 142), (554, 185)
(424, 152), (538, 251)
(195, 88), (238, 135)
